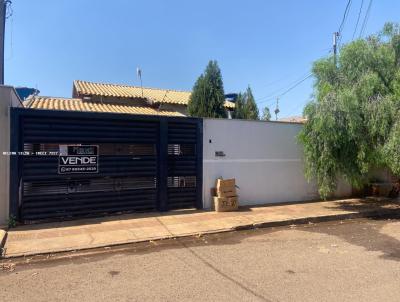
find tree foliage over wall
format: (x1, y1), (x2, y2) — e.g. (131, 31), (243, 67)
(298, 23), (400, 198)
(233, 86), (260, 120)
(261, 106), (271, 121)
(233, 93), (246, 119)
(188, 60), (227, 118)
(244, 86), (259, 120)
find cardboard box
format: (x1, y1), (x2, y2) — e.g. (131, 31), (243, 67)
(213, 196), (239, 212)
(212, 178), (239, 211)
(216, 178), (236, 189)
(215, 178), (237, 197)
(216, 188), (237, 198)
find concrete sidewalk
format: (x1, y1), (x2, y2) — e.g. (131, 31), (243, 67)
(2, 198), (400, 258)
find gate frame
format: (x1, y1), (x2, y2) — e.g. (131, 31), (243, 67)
(9, 107), (203, 221)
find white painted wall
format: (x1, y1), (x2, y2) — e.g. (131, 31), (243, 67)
(202, 118), (352, 209)
(0, 86), (22, 226)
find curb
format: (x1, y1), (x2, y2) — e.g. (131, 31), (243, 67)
(234, 209), (400, 230)
(2, 208), (400, 259)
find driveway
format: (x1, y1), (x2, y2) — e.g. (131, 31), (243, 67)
(1, 217), (400, 301)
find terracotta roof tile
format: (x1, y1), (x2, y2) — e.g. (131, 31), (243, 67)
(74, 80), (235, 109)
(24, 96), (186, 117)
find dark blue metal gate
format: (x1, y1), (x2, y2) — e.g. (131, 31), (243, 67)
(9, 108), (203, 222)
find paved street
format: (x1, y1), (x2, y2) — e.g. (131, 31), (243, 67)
(1, 217), (400, 302)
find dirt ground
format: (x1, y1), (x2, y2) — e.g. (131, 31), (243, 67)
(1, 217), (400, 302)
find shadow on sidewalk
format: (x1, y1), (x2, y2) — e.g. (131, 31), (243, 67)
(298, 197), (400, 262)
(322, 197), (399, 213)
(304, 215), (400, 262)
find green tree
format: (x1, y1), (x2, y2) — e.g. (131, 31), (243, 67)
(298, 22), (400, 199)
(233, 93), (246, 119)
(188, 60), (227, 118)
(244, 86), (259, 120)
(261, 106), (271, 121)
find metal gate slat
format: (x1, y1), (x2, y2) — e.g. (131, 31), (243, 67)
(23, 204), (157, 221)
(10, 108), (203, 222)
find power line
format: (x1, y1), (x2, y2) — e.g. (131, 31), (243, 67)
(256, 72), (311, 102)
(260, 75), (293, 90)
(258, 45), (331, 100)
(337, 0), (352, 45)
(338, 0), (352, 33)
(359, 0), (373, 38)
(256, 2), (353, 114)
(275, 74), (312, 98)
(256, 45), (331, 106)
(333, 1), (353, 66)
(257, 73), (313, 105)
(352, 0), (364, 40)
(259, 98), (278, 109)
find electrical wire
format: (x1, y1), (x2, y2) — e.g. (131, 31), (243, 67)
(352, 0), (364, 40)
(255, 45), (331, 105)
(338, 0), (352, 34)
(275, 74), (312, 98)
(260, 75), (294, 90)
(267, 1), (358, 117)
(337, 0), (352, 46)
(255, 1), (353, 114)
(256, 72), (308, 101)
(359, 0), (373, 38)
(257, 73), (313, 105)
(254, 3), (349, 110)
(256, 72), (311, 102)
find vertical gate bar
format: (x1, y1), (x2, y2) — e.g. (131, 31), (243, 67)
(158, 118), (168, 211)
(195, 118), (203, 209)
(12, 108), (168, 221)
(9, 108), (20, 220)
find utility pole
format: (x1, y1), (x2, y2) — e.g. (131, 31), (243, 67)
(274, 97), (280, 121)
(333, 32), (339, 67)
(0, 0), (7, 85)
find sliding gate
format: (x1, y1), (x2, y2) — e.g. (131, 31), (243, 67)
(9, 108), (202, 222)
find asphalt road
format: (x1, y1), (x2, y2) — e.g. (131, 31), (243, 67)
(1, 217), (400, 302)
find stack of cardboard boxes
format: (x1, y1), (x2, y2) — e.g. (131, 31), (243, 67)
(212, 178), (239, 212)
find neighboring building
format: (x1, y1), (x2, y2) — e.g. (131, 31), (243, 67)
(224, 93), (238, 102)
(15, 87), (40, 100)
(24, 96), (187, 117)
(0, 86), (23, 226)
(278, 116), (307, 123)
(24, 80), (235, 117)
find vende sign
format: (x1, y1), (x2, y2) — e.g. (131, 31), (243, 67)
(60, 156), (97, 165)
(58, 145), (99, 174)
